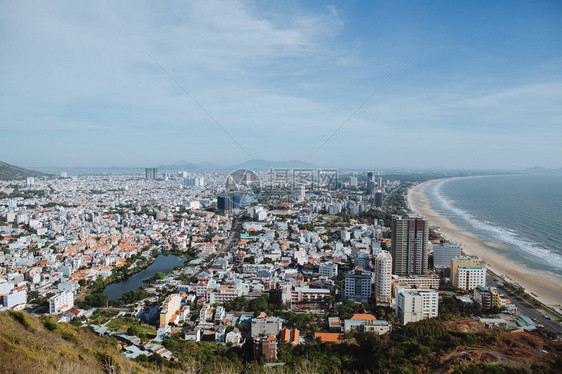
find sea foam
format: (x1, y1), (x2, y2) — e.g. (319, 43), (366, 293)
(433, 179), (562, 272)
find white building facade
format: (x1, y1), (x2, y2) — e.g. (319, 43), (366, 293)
(396, 288), (438, 324)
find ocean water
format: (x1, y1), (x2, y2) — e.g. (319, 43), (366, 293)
(428, 174), (562, 278)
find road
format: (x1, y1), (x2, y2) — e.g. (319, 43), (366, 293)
(381, 184), (401, 211)
(200, 217), (243, 271)
(487, 274), (562, 335)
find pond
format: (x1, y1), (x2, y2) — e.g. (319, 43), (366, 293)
(103, 254), (187, 300)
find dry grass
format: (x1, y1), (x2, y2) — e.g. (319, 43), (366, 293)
(0, 311), (156, 374)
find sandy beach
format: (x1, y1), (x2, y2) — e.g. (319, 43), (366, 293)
(408, 178), (562, 307)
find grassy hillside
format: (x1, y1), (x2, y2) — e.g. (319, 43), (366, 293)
(0, 311), (158, 374)
(0, 161), (49, 181)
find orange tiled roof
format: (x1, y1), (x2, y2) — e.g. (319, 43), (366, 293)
(350, 313), (377, 321)
(315, 333), (343, 343)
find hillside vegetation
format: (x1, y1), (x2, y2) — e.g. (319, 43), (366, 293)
(0, 311), (157, 374)
(0, 161), (48, 180)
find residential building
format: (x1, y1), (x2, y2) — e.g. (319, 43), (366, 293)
(145, 168), (158, 179)
(353, 252), (371, 271)
(474, 286), (492, 310)
(391, 214), (429, 275)
(279, 327), (300, 345)
(344, 268), (373, 303)
(3, 288), (27, 309)
(160, 294), (182, 327)
(291, 287), (331, 306)
(208, 286), (242, 304)
(391, 273), (441, 292)
(451, 256), (487, 290)
(432, 244), (462, 268)
(374, 251), (392, 303)
(455, 266), (487, 290)
(396, 288), (438, 324)
(254, 336), (278, 361)
(226, 328), (243, 346)
(49, 291), (74, 314)
(251, 314), (282, 338)
(318, 262), (338, 278)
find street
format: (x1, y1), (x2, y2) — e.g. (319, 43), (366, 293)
(487, 275), (562, 336)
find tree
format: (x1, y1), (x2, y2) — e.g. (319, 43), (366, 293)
(84, 293), (108, 307)
(249, 295), (269, 312)
(127, 324), (147, 341)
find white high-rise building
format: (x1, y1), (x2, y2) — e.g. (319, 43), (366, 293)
(374, 251), (392, 304)
(49, 291), (74, 314)
(451, 256), (487, 290)
(396, 288), (438, 324)
(454, 266), (487, 290)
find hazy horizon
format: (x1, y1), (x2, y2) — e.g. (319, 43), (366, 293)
(1, 1), (561, 170)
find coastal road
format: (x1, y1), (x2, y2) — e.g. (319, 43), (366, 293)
(487, 275), (562, 336)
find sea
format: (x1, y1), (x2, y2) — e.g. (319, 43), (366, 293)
(428, 174), (562, 278)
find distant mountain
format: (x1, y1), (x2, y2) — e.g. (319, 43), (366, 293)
(0, 161), (49, 180)
(158, 162), (201, 171)
(230, 159), (316, 171)
(197, 161), (223, 169)
(159, 159), (316, 171)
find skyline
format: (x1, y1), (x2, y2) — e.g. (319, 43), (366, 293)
(1, 1), (562, 169)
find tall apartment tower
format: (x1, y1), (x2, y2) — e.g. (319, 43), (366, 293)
(374, 251), (392, 304)
(391, 214), (429, 275)
(145, 168), (158, 179)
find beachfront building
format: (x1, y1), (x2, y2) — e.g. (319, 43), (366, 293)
(451, 256), (487, 290)
(455, 266), (487, 290)
(374, 251), (392, 304)
(391, 214), (429, 276)
(432, 244), (462, 268)
(395, 288), (439, 324)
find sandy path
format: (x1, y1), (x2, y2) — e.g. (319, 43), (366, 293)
(408, 178), (562, 307)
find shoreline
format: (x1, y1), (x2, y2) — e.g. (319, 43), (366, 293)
(408, 177), (562, 307)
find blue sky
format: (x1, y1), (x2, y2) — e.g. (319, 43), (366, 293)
(1, 0), (561, 169)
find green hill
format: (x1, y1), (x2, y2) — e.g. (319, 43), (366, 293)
(0, 161), (49, 181)
(0, 311), (158, 374)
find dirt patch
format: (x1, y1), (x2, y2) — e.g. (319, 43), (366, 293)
(444, 318), (487, 334)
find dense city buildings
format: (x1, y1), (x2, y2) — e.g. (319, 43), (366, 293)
(391, 214), (429, 276)
(0, 168), (552, 369)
